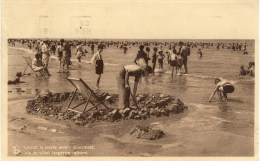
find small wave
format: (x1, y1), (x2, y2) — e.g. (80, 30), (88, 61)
(187, 102), (217, 109)
(9, 46), (35, 54)
(164, 71), (215, 79)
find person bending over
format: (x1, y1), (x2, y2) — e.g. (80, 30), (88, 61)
(116, 64), (153, 109)
(208, 78), (235, 102)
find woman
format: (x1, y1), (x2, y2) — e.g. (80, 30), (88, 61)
(116, 63), (153, 109)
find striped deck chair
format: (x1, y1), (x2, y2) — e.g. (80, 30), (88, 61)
(22, 56), (43, 76)
(66, 77), (111, 113)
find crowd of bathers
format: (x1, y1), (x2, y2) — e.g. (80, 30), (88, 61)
(8, 39), (253, 80)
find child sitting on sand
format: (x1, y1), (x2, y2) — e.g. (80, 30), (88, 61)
(239, 66), (247, 76)
(8, 72), (23, 84)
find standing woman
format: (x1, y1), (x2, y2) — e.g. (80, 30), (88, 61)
(91, 44), (104, 89)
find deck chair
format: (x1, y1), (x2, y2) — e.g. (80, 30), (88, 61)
(22, 56), (43, 76)
(66, 77), (111, 113)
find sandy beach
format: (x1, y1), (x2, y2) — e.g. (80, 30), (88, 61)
(7, 40), (255, 156)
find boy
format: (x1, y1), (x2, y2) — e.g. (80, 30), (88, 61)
(91, 44), (104, 89)
(8, 72), (23, 84)
(76, 43), (84, 62)
(197, 48), (202, 57)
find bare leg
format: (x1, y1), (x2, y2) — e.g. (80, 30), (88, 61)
(96, 74), (101, 89)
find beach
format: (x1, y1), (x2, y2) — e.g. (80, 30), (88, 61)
(7, 40), (255, 156)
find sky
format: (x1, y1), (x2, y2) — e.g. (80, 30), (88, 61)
(2, 0), (258, 39)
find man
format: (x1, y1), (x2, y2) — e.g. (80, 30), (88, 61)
(116, 64), (153, 109)
(178, 41), (190, 74)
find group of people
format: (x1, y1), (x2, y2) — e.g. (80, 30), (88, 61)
(133, 42), (191, 76)
(8, 38), (255, 108)
(239, 62), (255, 76)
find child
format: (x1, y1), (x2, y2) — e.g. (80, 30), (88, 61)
(169, 48), (178, 76)
(134, 45), (148, 65)
(208, 78), (235, 102)
(123, 45), (128, 54)
(145, 47), (151, 65)
(56, 42), (63, 68)
(157, 50), (165, 69)
(76, 43), (84, 62)
(247, 62), (254, 76)
(8, 72), (23, 84)
(239, 65), (247, 76)
(91, 44), (104, 89)
(197, 48), (202, 57)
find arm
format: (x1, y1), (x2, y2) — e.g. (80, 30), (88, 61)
(133, 77), (140, 97)
(90, 53), (96, 64)
(208, 87), (218, 102)
(75, 48), (78, 55)
(125, 72), (130, 88)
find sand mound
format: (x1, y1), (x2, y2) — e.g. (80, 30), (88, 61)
(26, 91), (188, 126)
(130, 125), (165, 140)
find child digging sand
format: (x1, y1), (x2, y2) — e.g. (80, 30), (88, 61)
(91, 44), (104, 89)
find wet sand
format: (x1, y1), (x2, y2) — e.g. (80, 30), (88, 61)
(8, 96), (253, 156)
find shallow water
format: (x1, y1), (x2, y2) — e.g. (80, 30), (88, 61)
(8, 40), (255, 141)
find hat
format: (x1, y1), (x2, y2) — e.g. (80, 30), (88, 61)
(158, 50), (163, 53)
